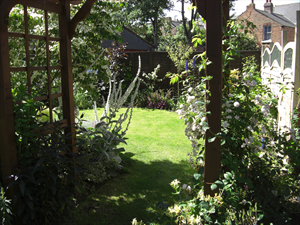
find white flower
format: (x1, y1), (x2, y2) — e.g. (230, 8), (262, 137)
(180, 104), (184, 108)
(223, 121), (229, 128)
(251, 80), (257, 86)
(170, 179), (181, 189)
(228, 94), (233, 98)
(261, 105), (270, 113)
(187, 96), (195, 103)
(226, 109), (232, 113)
(201, 117), (206, 122)
(186, 186), (191, 193)
(227, 115), (232, 119)
(234, 101), (240, 107)
(132, 218), (138, 225)
(255, 94), (261, 100)
(176, 109), (183, 115)
(247, 125), (253, 132)
(182, 184), (187, 189)
(235, 115), (240, 120)
(225, 101), (231, 107)
(188, 87), (193, 92)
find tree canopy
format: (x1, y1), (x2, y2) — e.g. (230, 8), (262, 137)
(113, 0), (174, 49)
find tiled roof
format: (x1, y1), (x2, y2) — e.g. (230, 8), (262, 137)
(255, 8), (295, 28)
(273, 3), (300, 25)
(101, 26), (154, 51)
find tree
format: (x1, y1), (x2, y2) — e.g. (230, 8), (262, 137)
(115, 0), (174, 49)
(178, 0), (237, 44)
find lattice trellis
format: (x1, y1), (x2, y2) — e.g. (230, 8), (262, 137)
(0, 0), (96, 202)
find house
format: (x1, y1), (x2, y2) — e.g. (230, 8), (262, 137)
(101, 26), (154, 52)
(237, 0), (298, 48)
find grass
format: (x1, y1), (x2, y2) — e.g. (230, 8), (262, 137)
(62, 108), (202, 225)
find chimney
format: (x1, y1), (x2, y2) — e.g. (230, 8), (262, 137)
(247, 0), (255, 11)
(264, 0), (273, 13)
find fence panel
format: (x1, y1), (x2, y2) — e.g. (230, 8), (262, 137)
(261, 42), (296, 130)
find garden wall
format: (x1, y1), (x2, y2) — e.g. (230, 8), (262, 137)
(126, 50), (261, 90)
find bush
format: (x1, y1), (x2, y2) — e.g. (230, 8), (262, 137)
(147, 89), (174, 110)
(171, 56), (300, 224)
(7, 123), (87, 224)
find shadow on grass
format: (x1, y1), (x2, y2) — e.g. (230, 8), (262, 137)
(62, 157), (194, 225)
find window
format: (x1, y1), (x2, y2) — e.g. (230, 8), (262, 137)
(263, 25), (271, 40)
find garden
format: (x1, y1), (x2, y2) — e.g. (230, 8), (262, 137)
(1, 1), (300, 225)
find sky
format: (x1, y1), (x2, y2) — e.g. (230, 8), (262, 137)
(164, 0), (300, 20)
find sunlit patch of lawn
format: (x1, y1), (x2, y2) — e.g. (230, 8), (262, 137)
(62, 108), (203, 225)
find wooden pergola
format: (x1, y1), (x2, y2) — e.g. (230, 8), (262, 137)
(0, 0), (96, 201)
(192, 0), (229, 196)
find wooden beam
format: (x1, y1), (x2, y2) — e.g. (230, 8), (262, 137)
(21, 0), (63, 14)
(69, 0), (97, 39)
(194, 0), (223, 196)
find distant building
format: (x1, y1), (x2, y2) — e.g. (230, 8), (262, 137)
(101, 26), (154, 52)
(237, 0), (298, 48)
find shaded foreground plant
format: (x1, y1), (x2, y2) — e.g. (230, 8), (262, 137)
(0, 183), (13, 225)
(7, 123), (87, 224)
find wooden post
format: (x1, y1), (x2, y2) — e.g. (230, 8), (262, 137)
(193, 0), (223, 196)
(59, 0), (76, 152)
(294, 11), (300, 124)
(0, 0), (19, 201)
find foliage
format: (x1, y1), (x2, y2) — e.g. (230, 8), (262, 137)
(77, 118), (127, 184)
(8, 2), (124, 102)
(147, 89), (173, 110)
(0, 183), (13, 225)
(228, 19), (259, 51)
(135, 65), (162, 108)
(12, 85), (44, 166)
(7, 123), (87, 225)
(166, 41), (195, 98)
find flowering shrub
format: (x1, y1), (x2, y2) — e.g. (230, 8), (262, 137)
(147, 89), (173, 110)
(172, 55), (300, 224)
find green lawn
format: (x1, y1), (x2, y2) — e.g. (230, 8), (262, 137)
(63, 108), (202, 225)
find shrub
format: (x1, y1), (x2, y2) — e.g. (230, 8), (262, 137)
(7, 123), (87, 224)
(147, 89), (173, 110)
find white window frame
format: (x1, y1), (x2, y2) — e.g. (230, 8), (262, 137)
(263, 25), (272, 41)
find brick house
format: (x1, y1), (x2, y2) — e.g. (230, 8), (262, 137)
(237, 0), (297, 48)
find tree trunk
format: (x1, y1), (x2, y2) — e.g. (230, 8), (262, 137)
(153, 16), (158, 49)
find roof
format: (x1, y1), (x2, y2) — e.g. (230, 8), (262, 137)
(255, 8), (295, 28)
(101, 26), (154, 51)
(273, 3), (300, 25)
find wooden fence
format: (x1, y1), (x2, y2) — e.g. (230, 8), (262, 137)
(125, 50), (261, 90)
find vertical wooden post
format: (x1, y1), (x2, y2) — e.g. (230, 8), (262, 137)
(294, 11), (300, 124)
(193, 0), (223, 196)
(204, 0), (223, 197)
(0, 28), (18, 201)
(59, 0), (76, 152)
(0, 1), (19, 201)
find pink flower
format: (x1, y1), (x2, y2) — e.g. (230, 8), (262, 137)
(245, 185), (248, 190)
